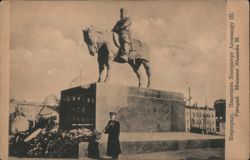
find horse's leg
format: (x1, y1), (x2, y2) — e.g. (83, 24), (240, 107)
(129, 60), (142, 88)
(142, 60), (151, 88)
(135, 70), (142, 88)
(104, 65), (111, 83)
(98, 63), (105, 82)
(104, 57), (112, 83)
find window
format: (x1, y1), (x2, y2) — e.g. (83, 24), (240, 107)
(187, 120), (189, 124)
(193, 113), (195, 117)
(82, 107), (85, 113)
(191, 119), (195, 125)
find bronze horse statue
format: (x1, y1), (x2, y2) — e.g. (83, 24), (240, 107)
(82, 26), (151, 88)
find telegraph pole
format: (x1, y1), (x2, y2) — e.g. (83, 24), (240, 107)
(188, 87), (192, 131)
(188, 87), (192, 106)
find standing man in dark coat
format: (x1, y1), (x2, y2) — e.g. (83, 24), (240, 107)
(103, 112), (121, 160)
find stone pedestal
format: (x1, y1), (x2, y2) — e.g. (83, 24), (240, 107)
(95, 83), (185, 132)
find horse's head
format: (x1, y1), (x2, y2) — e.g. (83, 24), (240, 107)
(82, 26), (102, 56)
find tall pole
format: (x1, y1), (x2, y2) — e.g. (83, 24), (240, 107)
(188, 87), (191, 107)
(188, 87), (192, 130)
(198, 103), (200, 129)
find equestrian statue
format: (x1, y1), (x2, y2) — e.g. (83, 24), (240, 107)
(82, 8), (151, 88)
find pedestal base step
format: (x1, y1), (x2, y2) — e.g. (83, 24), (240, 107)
(79, 132), (225, 158)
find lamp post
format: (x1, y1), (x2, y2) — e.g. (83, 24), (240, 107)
(188, 87), (192, 131)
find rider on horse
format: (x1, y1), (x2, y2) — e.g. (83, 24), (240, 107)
(112, 8), (132, 62)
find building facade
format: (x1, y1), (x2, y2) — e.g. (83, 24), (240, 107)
(10, 102), (42, 124)
(60, 86), (96, 131)
(185, 104), (216, 134)
(9, 97), (59, 127)
(214, 99), (226, 135)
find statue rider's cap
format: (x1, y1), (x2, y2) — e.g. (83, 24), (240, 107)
(109, 112), (117, 116)
(120, 8), (127, 13)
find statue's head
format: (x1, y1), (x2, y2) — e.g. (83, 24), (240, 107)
(82, 27), (98, 56)
(120, 8), (128, 19)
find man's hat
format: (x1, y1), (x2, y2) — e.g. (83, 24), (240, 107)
(109, 112), (117, 116)
(120, 8), (127, 13)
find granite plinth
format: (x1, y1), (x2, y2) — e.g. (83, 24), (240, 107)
(95, 83), (185, 132)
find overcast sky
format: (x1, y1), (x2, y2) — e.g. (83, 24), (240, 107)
(10, 1), (226, 106)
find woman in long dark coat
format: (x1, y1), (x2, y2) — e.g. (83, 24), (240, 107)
(103, 112), (121, 160)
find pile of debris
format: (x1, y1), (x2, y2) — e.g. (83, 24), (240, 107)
(9, 123), (101, 158)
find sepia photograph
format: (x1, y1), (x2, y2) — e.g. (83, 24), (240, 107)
(0, 0), (248, 160)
